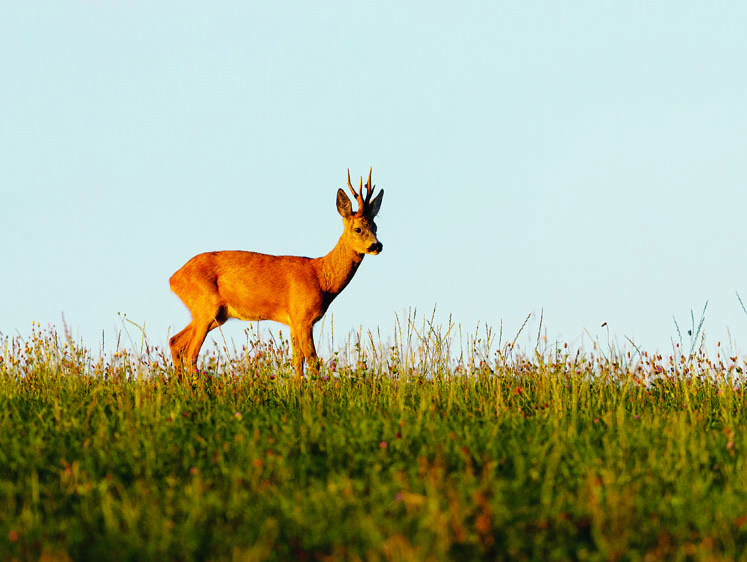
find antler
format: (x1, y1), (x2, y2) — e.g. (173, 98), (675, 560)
(346, 167), (375, 217)
(364, 167), (374, 206)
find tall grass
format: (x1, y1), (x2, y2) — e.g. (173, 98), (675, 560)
(1, 316), (747, 561)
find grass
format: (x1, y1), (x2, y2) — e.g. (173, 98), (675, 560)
(2, 318), (747, 561)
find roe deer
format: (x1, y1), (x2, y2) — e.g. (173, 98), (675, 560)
(168, 168), (384, 378)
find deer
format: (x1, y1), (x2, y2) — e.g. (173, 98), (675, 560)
(168, 168), (384, 378)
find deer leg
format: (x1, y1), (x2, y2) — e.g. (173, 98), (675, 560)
(185, 324), (208, 368)
(184, 313), (226, 369)
(305, 336), (320, 376)
(290, 330), (305, 378)
(293, 326), (319, 376)
(169, 324), (193, 368)
(171, 296), (227, 373)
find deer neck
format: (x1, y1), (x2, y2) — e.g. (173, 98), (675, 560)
(316, 236), (364, 295)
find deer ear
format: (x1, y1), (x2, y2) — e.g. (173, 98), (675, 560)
(336, 188), (353, 218)
(368, 189), (384, 218)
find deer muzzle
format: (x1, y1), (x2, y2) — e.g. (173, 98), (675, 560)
(367, 241), (383, 255)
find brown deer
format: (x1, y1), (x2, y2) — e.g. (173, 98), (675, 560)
(168, 168), (384, 378)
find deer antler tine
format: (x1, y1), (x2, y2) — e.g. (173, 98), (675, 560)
(346, 168), (365, 217)
(346, 168), (356, 197)
(364, 167), (374, 205)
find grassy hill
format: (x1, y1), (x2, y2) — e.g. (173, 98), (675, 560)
(1, 323), (746, 561)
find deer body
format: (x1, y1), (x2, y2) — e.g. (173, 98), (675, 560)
(169, 169), (383, 377)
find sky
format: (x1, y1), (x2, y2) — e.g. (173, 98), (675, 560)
(2, 2), (747, 359)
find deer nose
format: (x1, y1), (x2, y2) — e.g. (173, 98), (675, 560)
(368, 242), (383, 254)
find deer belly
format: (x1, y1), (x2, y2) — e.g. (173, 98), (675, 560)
(226, 303), (290, 326)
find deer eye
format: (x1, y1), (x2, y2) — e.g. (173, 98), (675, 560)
(354, 227), (362, 234)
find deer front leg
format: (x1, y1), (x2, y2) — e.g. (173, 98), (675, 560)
(289, 330), (304, 378)
(291, 323), (319, 378)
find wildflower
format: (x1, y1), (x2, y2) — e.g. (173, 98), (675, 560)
(234, 412), (242, 421)
(8, 530), (18, 542)
(379, 441), (387, 449)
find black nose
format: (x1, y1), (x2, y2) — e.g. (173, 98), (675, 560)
(368, 242), (383, 254)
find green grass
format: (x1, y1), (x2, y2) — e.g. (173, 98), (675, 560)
(2, 322), (747, 561)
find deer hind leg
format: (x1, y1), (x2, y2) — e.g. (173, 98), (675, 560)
(169, 324), (194, 368)
(170, 303), (228, 374)
(184, 307), (228, 368)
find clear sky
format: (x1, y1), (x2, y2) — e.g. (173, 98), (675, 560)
(2, 2), (747, 358)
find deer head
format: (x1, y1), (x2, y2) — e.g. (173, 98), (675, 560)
(336, 167), (384, 255)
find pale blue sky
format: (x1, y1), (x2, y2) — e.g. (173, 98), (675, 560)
(2, 2), (747, 357)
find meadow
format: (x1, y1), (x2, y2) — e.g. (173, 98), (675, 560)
(2, 315), (747, 561)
